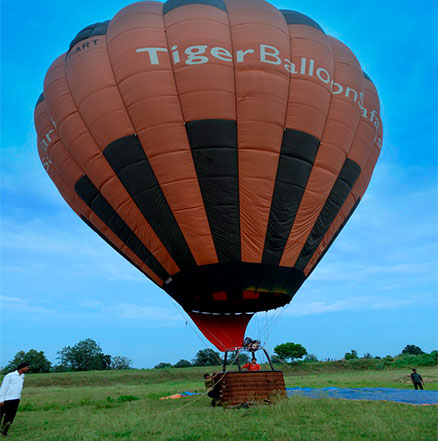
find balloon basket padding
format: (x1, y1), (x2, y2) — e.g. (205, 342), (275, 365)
(215, 371), (287, 407)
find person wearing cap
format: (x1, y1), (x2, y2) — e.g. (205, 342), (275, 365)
(0, 362), (30, 436)
(410, 368), (424, 390)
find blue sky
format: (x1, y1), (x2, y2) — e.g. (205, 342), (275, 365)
(1, 0), (437, 369)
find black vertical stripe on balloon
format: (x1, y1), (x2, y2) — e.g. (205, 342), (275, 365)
(74, 175), (170, 282)
(307, 198), (361, 277)
(163, 0), (227, 15)
(262, 128), (320, 266)
(280, 10), (325, 33)
(68, 21), (109, 52)
(103, 134), (196, 270)
(36, 92), (44, 107)
(294, 158), (361, 272)
(186, 119), (240, 263)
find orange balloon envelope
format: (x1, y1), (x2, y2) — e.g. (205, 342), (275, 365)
(35, 0), (383, 351)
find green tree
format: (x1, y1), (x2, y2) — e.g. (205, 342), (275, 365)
(274, 342), (307, 363)
(97, 353), (112, 370)
(1, 349), (51, 374)
(401, 345), (424, 355)
(344, 350), (359, 360)
(154, 362), (172, 369)
(363, 353), (373, 359)
(192, 349), (223, 366)
(57, 338), (111, 371)
(111, 356), (132, 370)
(173, 359), (192, 368)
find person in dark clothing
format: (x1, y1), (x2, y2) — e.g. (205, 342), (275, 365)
(410, 369), (424, 390)
(204, 373), (222, 407)
(0, 362), (30, 436)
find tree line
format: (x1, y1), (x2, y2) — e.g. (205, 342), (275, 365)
(154, 343), (438, 368)
(1, 339), (132, 374)
(2, 340), (436, 374)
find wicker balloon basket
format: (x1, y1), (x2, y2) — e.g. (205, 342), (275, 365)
(215, 370), (286, 407)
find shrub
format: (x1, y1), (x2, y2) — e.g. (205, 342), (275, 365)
(174, 359), (192, 368)
(117, 395), (139, 402)
(154, 362), (172, 369)
(375, 359), (392, 370)
(391, 353), (437, 368)
(344, 350), (359, 360)
(400, 345), (424, 356)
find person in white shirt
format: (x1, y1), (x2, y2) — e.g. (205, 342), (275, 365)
(0, 362), (30, 436)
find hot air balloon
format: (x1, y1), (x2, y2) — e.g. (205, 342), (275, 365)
(35, 0), (383, 352)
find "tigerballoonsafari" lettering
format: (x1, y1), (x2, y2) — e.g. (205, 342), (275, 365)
(136, 43), (382, 147)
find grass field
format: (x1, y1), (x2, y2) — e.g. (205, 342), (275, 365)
(5, 365), (438, 441)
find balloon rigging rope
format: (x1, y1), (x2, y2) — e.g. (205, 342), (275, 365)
(168, 298), (226, 365)
(168, 298), (220, 359)
(127, 352), (241, 421)
(269, 354), (303, 373)
(257, 306), (284, 348)
(169, 298), (296, 376)
(168, 293), (289, 366)
(255, 312), (262, 346)
(168, 295), (257, 363)
(263, 306), (289, 348)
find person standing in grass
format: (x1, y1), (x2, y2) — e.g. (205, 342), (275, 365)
(410, 368), (424, 390)
(0, 362), (30, 436)
(204, 373), (222, 407)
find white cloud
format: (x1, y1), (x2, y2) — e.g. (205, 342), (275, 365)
(1, 295), (58, 316)
(1, 294), (182, 326)
(283, 296), (415, 317)
(1, 216), (145, 282)
(79, 299), (103, 309)
(100, 303), (181, 322)
(306, 161), (437, 290)
(1, 134), (64, 207)
(311, 261), (437, 283)
(271, 292), (436, 320)
(78, 297), (182, 322)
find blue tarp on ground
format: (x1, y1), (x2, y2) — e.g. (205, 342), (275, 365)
(286, 387), (438, 405)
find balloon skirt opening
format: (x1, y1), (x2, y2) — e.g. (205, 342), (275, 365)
(187, 311), (254, 352)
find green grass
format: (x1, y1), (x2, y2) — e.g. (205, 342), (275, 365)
(5, 365), (438, 441)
